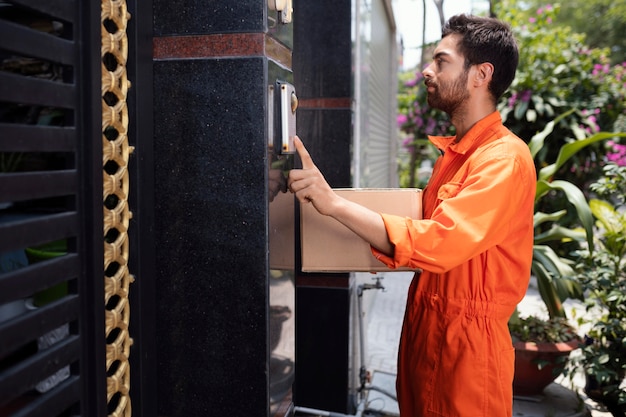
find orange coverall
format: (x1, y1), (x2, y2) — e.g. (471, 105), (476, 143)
(373, 111), (536, 416)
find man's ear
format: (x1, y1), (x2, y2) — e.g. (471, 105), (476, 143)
(474, 62), (494, 86)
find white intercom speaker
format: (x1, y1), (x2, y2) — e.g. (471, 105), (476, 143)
(274, 80), (297, 154)
(267, 0), (293, 24)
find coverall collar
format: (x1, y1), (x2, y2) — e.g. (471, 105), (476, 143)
(428, 111), (503, 155)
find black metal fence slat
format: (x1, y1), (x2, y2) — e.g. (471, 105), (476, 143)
(0, 212), (78, 253)
(3, 0), (76, 23)
(0, 170), (78, 203)
(0, 72), (76, 109)
(0, 20), (75, 66)
(0, 124), (76, 153)
(7, 376), (81, 417)
(0, 296), (80, 359)
(0, 335), (80, 407)
(0, 255), (79, 304)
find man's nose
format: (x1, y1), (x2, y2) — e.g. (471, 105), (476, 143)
(422, 64), (433, 79)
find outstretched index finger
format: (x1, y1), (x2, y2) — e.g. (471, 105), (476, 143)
(294, 136), (315, 170)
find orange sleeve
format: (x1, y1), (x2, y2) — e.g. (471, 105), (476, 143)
(372, 138), (535, 273)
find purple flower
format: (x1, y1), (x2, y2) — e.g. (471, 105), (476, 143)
(424, 118), (437, 135)
(397, 114), (408, 126)
(402, 136), (415, 152)
(520, 90), (532, 103)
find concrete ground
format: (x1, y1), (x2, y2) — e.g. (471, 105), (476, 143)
(358, 271), (614, 417)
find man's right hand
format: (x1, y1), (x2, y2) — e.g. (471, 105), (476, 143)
(287, 136), (340, 216)
(287, 136), (394, 256)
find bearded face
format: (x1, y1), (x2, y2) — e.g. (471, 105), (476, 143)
(425, 67), (470, 116)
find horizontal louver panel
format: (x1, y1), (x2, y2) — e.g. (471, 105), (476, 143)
(4, 0), (76, 22)
(11, 376), (81, 417)
(0, 170), (77, 203)
(0, 255), (79, 304)
(0, 125), (76, 152)
(0, 20), (74, 65)
(0, 0), (103, 414)
(0, 212), (78, 253)
(0, 296), (80, 358)
(0, 72), (76, 109)
(0, 335), (80, 407)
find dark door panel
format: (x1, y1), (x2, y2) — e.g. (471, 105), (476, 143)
(0, 0), (104, 416)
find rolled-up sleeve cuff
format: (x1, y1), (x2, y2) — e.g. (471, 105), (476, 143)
(370, 213), (414, 269)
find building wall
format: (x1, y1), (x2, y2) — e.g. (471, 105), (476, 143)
(354, 0), (399, 188)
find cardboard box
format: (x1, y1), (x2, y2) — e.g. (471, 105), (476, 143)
(300, 188), (422, 272)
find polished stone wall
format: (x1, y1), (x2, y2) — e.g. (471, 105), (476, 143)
(150, 1), (358, 415)
(151, 1), (295, 415)
(292, 1), (357, 415)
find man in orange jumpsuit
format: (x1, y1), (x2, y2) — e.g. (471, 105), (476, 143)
(288, 14), (536, 417)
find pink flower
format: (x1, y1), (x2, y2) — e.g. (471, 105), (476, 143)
(606, 153), (626, 166)
(397, 114), (408, 126)
(529, 17), (536, 23)
(606, 141), (626, 166)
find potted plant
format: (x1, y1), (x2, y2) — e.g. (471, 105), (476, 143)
(509, 315), (581, 396)
(573, 162), (626, 417)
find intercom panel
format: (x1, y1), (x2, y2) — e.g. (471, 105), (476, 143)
(274, 80), (297, 154)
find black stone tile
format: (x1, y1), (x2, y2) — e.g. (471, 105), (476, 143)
(152, 57), (271, 415)
(154, 0), (264, 36)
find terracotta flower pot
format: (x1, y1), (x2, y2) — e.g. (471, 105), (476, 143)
(513, 338), (581, 396)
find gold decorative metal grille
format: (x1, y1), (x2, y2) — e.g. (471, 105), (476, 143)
(101, 0), (133, 416)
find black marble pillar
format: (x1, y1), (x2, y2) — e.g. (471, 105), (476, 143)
(151, 2), (295, 416)
(292, 1), (358, 415)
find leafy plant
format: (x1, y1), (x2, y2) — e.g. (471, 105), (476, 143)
(495, 1), (626, 191)
(527, 115), (626, 319)
(0, 152), (23, 172)
(509, 315), (579, 344)
(573, 165), (626, 415)
(591, 158), (626, 206)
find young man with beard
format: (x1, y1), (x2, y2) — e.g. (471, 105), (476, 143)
(288, 14), (536, 417)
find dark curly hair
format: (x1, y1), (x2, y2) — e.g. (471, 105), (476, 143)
(442, 14), (519, 101)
